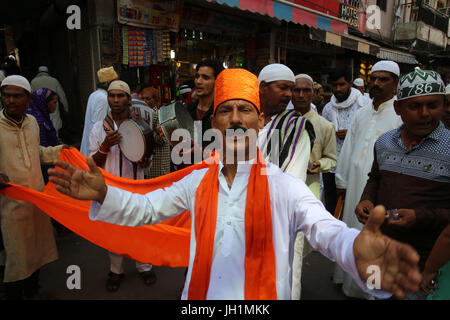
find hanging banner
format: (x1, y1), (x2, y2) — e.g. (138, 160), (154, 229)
(117, 0), (182, 31)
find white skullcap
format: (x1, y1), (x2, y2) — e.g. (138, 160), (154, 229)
(371, 60), (400, 77)
(295, 74), (314, 84)
(38, 66), (49, 73)
(446, 83), (450, 96)
(108, 80), (131, 95)
(179, 84), (191, 95)
(353, 78), (364, 87)
(258, 63), (295, 84)
(1, 75), (32, 93)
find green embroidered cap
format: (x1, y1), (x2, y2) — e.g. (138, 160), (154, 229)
(397, 67), (445, 101)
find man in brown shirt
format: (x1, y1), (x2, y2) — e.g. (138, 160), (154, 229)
(356, 69), (450, 299)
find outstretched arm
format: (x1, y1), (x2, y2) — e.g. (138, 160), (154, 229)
(354, 205), (422, 299)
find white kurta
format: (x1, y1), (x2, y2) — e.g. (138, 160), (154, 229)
(333, 97), (403, 298)
(322, 88), (366, 173)
(80, 89), (109, 156)
(89, 161), (390, 300)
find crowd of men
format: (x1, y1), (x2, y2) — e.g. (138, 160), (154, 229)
(0, 56), (449, 301)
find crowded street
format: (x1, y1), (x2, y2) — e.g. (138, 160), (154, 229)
(0, 0), (449, 310)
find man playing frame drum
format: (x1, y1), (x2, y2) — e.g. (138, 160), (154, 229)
(87, 80), (156, 292)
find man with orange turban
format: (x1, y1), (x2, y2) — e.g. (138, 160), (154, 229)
(48, 68), (422, 300)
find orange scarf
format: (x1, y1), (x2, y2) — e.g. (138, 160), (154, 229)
(0, 148), (208, 267)
(188, 150), (277, 300)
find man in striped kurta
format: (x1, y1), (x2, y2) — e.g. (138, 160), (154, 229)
(257, 64), (315, 300)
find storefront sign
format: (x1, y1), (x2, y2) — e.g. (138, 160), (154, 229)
(339, 3), (359, 29)
(117, 0), (181, 31)
(294, 0), (361, 30)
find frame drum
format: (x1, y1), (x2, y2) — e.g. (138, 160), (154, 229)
(158, 101), (194, 146)
(118, 119), (154, 162)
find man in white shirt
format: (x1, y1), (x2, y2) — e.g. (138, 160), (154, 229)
(80, 67), (119, 157)
(258, 64), (313, 182)
(333, 60), (404, 299)
(88, 80), (154, 292)
(48, 68), (421, 300)
(322, 67), (365, 215)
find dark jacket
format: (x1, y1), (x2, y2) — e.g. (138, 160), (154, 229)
(186, 100), (214, 151)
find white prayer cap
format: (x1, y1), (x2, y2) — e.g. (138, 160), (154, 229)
(446, 83), (450, 96)
(179, 84), (191, 95)
(295, 73), (314, 84)
(353, 78), (364, 87)
(371, 60), (400, 77)
(258, 63), (295, 84)
(38, 66), (49, 73)
(108, 80), (131, 95)
(0, 75), (32, 93)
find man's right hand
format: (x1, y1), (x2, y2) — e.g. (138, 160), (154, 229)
(336, 129), (347, 140)
(355, 200), (375, 224)
(48, 157), (107, 204)
(0, 173), (10, 189)
(102, 131), (122, 149)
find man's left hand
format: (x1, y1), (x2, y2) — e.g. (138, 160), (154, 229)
(138, 157), (152, 169)
(386, 209), (416, 229)
(307, 161), (321, 174)
(354, 205), (421, 299)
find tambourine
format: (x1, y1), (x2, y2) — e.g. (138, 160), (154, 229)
(118, 119), (155, 162)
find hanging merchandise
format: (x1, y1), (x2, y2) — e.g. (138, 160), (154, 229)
(162, 31), (171, 59)
(122, 26), (129, 65)
(154, 30), (164, 63)
(144, 29), (154, 65)
(121, 26), (165, 67)
(127, 27), (146, 67)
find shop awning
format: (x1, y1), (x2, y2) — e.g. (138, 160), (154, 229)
(310, 28), (380, 57)
(309, 28), (418, 64)
(206, 0), (349, 35)
(378, 47), (418, 65)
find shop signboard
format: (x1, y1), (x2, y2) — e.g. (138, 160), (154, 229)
(117, 0), (182, 31)
(294, 0), (362, 31)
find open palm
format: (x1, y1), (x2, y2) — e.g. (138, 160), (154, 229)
(48, 157), (107, 203)
(354, 205), (422, 299)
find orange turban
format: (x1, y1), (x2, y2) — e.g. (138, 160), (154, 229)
(213, 68), (260, 113)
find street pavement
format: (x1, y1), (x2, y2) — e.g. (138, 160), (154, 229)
(33, 231), (353, 300)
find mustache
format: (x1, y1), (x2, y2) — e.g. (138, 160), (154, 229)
(225, 126), (248, 136)
(370, 86), (381, 92)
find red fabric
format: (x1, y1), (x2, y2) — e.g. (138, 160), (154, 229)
(0, 148), (210, 267)
(187, 150), (277, 300)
